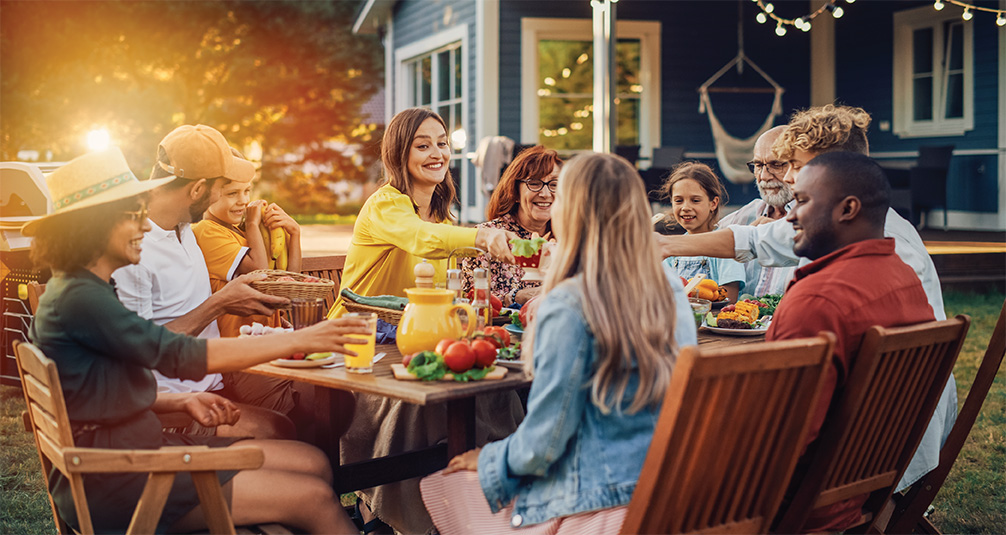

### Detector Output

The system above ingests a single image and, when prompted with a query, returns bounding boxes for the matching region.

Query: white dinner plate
[270,354,339,368]
[702,325,768,336]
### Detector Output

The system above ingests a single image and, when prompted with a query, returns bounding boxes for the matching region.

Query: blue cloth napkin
[375,318,397,344]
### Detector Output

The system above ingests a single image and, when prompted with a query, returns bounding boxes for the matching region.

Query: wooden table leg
[446,397,476,458]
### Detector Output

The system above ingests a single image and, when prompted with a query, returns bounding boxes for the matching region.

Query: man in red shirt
[767,151,936,532]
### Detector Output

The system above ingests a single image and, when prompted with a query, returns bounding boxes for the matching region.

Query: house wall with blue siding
[392,0,480,207]
[834,0,1001,214]
[497,0,812,206]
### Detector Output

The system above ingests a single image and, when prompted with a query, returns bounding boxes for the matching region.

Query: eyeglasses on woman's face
[520,179,558,193]
[746,160,788,177]
[123,201,148,223]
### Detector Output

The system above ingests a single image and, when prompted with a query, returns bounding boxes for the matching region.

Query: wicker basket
[248,269,335,301]
[343,301,403,325]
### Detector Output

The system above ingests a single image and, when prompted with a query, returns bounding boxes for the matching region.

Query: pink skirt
[420,470,628,535]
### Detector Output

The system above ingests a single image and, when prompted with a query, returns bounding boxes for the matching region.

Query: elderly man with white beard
[717,125,796,296]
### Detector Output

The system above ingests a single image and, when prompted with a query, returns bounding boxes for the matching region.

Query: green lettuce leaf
[452,366,493,382]
[407,351,447,381]
[509,237,546,258]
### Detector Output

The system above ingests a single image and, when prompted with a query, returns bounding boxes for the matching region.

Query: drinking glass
[290,298,325,330]
[343,312,378,373]
[689,297,712,329]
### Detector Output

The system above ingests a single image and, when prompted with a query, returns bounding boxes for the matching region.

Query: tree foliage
[1,0,384,212]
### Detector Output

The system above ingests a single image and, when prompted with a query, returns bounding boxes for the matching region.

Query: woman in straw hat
[25,147,365,534]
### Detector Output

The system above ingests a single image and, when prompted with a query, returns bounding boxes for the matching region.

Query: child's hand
[245,200,266,227]
[263,203,300,236]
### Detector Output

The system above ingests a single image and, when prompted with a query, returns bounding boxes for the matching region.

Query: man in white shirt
[717,125,796,296]
[656,104,954,492]
[114,124,295,439]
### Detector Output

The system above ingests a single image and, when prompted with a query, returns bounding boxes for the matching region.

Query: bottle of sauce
[472,268,491,330]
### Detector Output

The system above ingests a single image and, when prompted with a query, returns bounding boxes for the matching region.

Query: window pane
[945,73,964,118]
[913,77,933,121]
[615,40,641,96]
[913,28,933,75]
[946,22,963,71]
[438,50,451,102]
[539,97,592,150]
[421,56,432,106]
[453,103,463,133]
[455,47,463,99]
[439,105,451,130]
[539,40,593,95]
[616,98,639,146]
[406,62,418,106]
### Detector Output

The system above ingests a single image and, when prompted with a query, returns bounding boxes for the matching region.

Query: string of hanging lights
[753,0,1005,37]
[752,0,855,36]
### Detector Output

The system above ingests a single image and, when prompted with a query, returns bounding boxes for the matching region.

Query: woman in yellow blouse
[331,108,524,534]
[328,107,514,318]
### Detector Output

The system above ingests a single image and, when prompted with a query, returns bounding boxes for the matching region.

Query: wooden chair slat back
[14,340,89,534]
[27,281,46,315]
[620,334,835,535]
[775,316,970,533]
[886,301,1006,533]
[300,255,346,311]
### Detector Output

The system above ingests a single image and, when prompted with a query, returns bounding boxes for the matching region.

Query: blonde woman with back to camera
[419,153,698,534]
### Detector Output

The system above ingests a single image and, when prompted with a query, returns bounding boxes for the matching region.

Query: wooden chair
[620,333,836,534]
[300,254,346,312]
[883,302,1005,534]
[773,315,971,534]
[14,339,273,535]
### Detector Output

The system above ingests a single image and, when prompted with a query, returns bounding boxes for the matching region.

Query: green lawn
[2,291,1003,534]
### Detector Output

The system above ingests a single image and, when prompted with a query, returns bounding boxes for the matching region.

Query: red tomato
[443,341,476,373]
[402,353,414,367]
[467,290,503,316]
[484,326,510,348]
[520,295,542,327]
[680,276,688,287]
[290,352,305,360]
[471,339,497,368]
[435,338,456,356]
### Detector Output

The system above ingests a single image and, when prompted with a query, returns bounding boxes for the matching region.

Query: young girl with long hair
[660,161,746,303]
[419,153,697,533]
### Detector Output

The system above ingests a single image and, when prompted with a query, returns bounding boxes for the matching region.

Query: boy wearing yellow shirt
[192,155,302,337]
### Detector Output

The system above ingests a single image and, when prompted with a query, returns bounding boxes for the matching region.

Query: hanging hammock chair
[698,52,785,184]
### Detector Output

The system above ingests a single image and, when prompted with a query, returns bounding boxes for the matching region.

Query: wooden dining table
[246,329,764,493]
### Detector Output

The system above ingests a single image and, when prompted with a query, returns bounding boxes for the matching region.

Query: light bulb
[794,17,805,29]
[775,22,787,36]
[962,8,972,20]
[846,0,855,3]
[756,12,768,23]
[802,20,812,31]
[832,5,844,18]
[934,0,944,10]
[765,3,774,13]
[998,13,1006,26]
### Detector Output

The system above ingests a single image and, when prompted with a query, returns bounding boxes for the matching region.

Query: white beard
[757,179,793,208]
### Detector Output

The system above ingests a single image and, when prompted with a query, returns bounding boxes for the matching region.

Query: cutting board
[390,363,508,381]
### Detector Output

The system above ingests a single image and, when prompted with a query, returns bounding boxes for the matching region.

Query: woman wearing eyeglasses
[462,145,563,306]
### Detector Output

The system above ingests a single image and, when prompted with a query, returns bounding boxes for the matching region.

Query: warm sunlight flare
[85,129,111,152]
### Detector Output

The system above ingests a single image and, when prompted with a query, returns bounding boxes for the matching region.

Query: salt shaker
[414,260,435,289]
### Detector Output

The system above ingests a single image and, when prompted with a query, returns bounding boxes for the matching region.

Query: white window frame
[892,5,974,138]
[395,25,470,216]
[521,18,661,161]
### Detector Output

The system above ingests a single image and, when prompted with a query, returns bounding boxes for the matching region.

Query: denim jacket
[478,270,697,527]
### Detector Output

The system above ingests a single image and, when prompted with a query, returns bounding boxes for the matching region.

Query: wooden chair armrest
[61,445,264,473]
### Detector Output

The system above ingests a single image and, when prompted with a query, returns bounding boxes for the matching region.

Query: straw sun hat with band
[21,147,173,237]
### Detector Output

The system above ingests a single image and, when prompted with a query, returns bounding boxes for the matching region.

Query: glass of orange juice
[343,312,378,373]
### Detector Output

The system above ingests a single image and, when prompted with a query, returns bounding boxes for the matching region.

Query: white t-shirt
[113,220,223,394]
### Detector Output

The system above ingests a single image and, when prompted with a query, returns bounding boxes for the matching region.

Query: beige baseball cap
[154,125,254,183]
